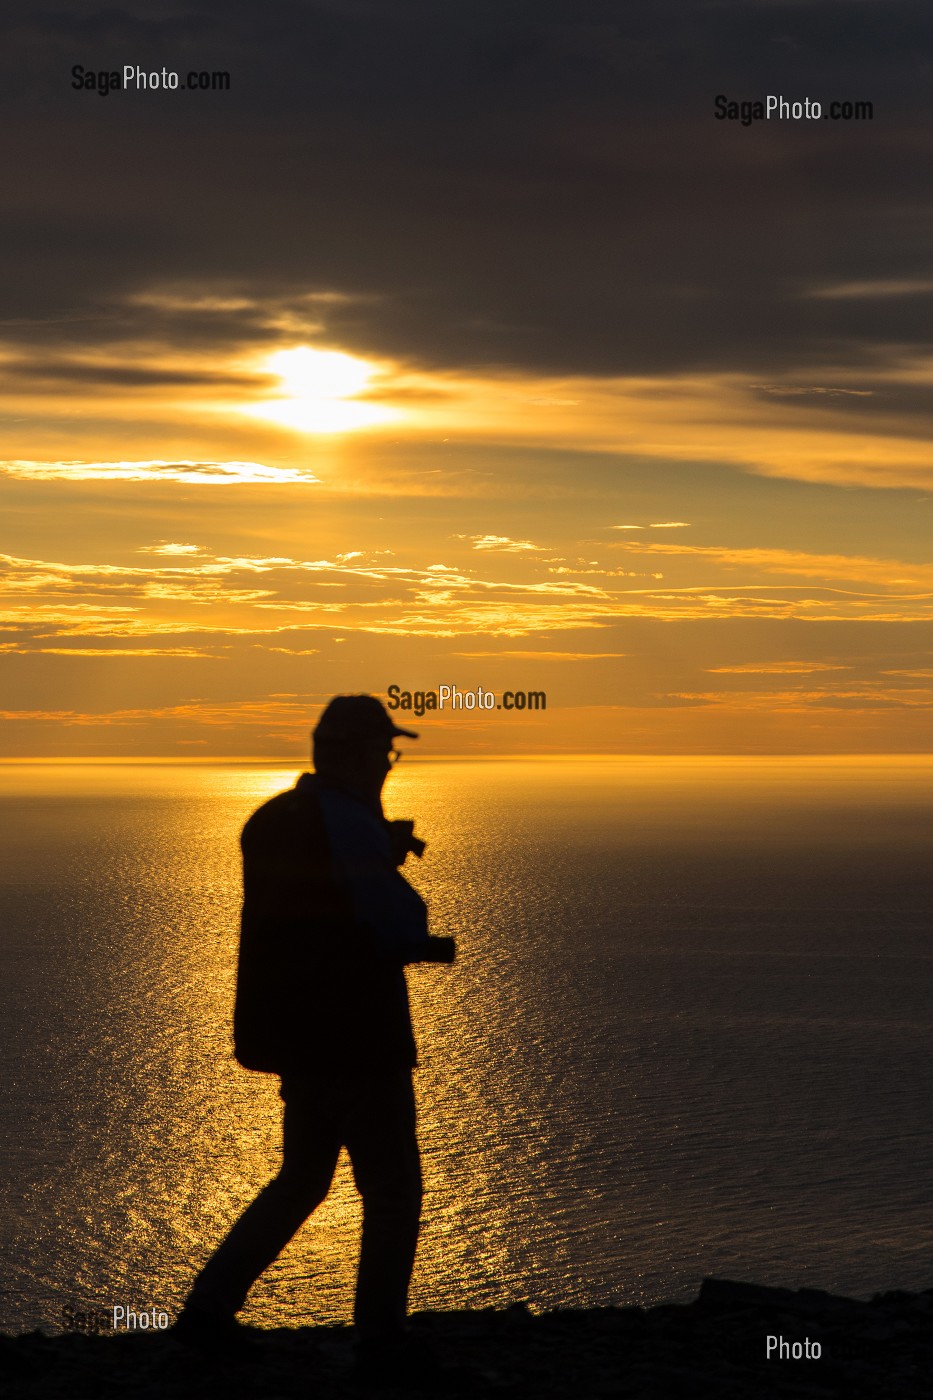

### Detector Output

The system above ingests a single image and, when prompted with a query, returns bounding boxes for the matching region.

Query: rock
[4,1280,932,1399]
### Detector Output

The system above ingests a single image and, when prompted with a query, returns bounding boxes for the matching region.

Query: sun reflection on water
[2,757,933,1332]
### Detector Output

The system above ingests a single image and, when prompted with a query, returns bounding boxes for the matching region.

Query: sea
[1,756,932,1334]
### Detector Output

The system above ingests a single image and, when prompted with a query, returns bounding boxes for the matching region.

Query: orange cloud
[0,460,315,484]
[613,541,933,590]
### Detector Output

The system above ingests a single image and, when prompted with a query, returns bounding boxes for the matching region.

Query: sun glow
[244,346,399,434]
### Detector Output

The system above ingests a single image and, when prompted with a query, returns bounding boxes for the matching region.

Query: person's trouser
[187,1068,422,1338]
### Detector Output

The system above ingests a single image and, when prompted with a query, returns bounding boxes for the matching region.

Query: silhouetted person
[175,695,455,1369]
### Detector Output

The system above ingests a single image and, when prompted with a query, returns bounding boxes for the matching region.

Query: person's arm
[319,789,455,964]
[351,858,455,964]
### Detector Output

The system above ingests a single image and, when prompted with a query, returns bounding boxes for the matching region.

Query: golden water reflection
[2,757,933,1332]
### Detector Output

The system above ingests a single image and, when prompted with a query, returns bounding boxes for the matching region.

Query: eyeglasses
[387,749,403,766]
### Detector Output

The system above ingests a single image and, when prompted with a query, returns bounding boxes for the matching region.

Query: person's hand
[388,819,426,865]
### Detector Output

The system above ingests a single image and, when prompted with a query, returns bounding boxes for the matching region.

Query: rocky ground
[3,1278,931,1399]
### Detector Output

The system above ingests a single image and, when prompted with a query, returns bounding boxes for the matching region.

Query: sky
[2,1,932,756]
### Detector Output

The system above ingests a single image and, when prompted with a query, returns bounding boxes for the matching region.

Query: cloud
[549,569,654,577]
[0,546,616,643]
[128,291,260,314]
[139,542,202,556]
[3,0,929,399]
[672,686,933,713]
[0,355,264,391]
[453,650,627,660]
[4,537,933,653]
[0,460,317,484]
[0,644,217,657]
[706,662,851,675]
[465,534,541,551]
[612,540,933,591]
[0,698,316,728]
[7,332,933,494]
[750,385,874,398]
[809,281,933,300]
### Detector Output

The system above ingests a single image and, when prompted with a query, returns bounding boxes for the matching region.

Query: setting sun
[243,346,399,434]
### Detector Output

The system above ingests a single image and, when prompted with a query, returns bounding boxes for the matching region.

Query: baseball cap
[313,694,418,743]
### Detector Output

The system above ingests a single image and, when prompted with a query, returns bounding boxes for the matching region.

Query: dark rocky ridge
[3,1279,931,1398]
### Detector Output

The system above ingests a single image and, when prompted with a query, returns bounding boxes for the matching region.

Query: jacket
[232,772,449,1074]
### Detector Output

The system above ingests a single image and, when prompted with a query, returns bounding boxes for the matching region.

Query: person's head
[312,694,418,804]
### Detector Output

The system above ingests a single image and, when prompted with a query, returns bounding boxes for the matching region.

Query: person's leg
[345,1070,423,1341]
[186,1076,342,1317]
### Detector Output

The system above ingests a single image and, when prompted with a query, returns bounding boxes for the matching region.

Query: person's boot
[169,1300,261,1359]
